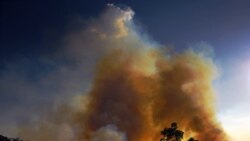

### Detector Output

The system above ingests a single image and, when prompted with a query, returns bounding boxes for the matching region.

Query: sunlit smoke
[17,4,228,141]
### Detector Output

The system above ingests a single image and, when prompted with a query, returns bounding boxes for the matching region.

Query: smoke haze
[1,4,228,141]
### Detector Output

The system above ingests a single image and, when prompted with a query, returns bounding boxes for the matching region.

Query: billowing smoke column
[18,4,228,141]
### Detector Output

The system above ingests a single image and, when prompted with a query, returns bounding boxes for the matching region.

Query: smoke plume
[17,4,228,141]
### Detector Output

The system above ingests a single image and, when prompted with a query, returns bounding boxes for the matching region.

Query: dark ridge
[0,135,23,141]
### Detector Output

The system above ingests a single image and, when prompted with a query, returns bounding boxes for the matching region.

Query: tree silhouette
[160,122,198,141]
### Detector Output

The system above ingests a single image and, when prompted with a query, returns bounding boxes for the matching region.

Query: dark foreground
[0,135,23,141]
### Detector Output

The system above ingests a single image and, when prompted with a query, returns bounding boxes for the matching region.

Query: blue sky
[1,0,250,61]
[1,0,250,140]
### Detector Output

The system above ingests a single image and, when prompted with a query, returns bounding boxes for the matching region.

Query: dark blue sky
[1,0,250,63]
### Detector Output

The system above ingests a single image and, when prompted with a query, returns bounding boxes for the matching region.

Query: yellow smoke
[17,4,228,141]
[79,49,227,141]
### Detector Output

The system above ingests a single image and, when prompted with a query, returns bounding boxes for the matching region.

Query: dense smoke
[17,4,228,141]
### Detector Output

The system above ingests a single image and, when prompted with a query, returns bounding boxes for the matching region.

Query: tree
[160,122,198,141]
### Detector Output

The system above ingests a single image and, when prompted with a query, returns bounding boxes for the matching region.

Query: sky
[1,0,250,140]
